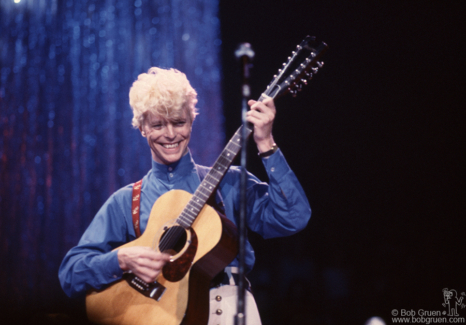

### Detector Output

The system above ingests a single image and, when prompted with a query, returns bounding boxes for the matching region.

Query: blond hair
[129,67,198,128]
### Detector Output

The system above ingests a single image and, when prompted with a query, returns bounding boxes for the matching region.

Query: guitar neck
[176,36,328,229]
[177,91,275,228]
[177,124,253,228]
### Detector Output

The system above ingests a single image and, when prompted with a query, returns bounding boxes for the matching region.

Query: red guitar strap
[131,179,143,238]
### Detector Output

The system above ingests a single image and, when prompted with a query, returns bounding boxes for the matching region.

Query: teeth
[163,143,179,149]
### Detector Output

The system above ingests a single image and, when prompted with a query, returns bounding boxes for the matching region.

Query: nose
[165,124,175,139]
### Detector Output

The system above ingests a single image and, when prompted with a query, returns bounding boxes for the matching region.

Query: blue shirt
[59,149,311,297]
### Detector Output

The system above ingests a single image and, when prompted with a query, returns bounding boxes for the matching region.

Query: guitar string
[156,137,242,253]
[155,39,324,255]
[155,107,257,254]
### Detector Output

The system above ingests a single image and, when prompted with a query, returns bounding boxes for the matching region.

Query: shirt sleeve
[58,188,134,298]
[245,149,311,239]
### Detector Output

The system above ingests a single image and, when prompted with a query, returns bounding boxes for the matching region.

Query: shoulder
[104,183,136,209]
[112,183,134,198]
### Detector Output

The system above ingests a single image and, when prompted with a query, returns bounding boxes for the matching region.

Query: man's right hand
[117,246,170,283]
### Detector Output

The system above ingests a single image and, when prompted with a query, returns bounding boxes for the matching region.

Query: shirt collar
[150,149,196,181]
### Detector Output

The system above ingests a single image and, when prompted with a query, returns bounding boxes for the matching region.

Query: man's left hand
[247,98,276,153]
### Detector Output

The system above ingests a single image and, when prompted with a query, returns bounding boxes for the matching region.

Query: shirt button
[215,295,222,301]
[270,167,275,172]
[216,309,223,315]
[168,167,173,171]
[169,173,174,178]
[113,275,117,278]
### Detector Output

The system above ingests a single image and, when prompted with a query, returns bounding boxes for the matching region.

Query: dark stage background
[1,1,465,325]
[220,1,465,324]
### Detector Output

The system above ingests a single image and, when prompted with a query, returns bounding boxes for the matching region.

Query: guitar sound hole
[159,226,187,255]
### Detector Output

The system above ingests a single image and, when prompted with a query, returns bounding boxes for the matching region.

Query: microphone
[235,43,255,98]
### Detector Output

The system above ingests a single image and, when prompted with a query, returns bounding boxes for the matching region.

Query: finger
[135,255,169,270]
[146,257,169,270]
[134,266,161,283]
[262,97,274,106]
[246,109,274,124]
[246,113,266,126]
[249,101,266,112]
[136,248,170,260]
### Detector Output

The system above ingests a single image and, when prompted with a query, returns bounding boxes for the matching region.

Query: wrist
[256,136,275,153]
[117,249,128,271]
[258,143,278,158]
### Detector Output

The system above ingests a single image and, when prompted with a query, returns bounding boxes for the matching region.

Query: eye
[151,124,162,129]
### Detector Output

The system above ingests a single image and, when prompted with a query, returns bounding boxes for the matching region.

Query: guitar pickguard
[163,228,198,282]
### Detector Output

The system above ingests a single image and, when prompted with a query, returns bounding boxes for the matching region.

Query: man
[59,67,311,324]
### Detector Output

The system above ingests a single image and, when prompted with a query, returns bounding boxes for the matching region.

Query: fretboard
[176,93,271,229]
[176,125,248,228]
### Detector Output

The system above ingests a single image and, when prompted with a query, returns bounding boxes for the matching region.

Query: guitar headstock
[262,36,328,100]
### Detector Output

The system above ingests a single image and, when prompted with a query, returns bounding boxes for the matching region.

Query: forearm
[59,249,122,297]
[247,149,311,238]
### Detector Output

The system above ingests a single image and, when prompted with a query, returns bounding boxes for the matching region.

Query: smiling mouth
[162,142,180,149]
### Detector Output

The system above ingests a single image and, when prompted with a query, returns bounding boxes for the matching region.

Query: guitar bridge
[123,273,166,301]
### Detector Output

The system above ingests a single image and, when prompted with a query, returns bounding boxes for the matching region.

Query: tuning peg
[301,79,308,85]
[288,56,291,60]
[316,61,324,68]
[311,67,318,74]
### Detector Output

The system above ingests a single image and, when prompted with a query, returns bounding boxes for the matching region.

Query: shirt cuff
[103,250,124,280]
[261,149,291,181]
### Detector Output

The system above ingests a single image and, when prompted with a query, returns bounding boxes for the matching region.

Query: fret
[183,208,198,220]
[187,205,200,215]
[180,211,195,222]
[186,200,201,210]
[227,139,241,149]
[204,173,220,184]
[209,167,225,179]
[203,174,219,186]
[188,199,203,210]
[217,155,233,164]
[194,190,210,200]
[190,195,205,206]
[200,181,216,193]
[177,218,190,229]
[223,147,237,157]
[178,214,191,224]
[177,217,192,229]
[213,164,227,173]
[215,157,229,166]
[174,125,252,228]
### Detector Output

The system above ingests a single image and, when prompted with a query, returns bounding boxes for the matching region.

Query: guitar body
[86,189,238,325]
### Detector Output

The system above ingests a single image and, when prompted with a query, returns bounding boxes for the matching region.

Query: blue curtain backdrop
[0,0,223,315]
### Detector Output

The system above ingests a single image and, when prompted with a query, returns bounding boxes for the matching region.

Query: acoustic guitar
[86,35,328,325]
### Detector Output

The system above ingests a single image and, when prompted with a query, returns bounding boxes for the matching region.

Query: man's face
[140,110,192,165]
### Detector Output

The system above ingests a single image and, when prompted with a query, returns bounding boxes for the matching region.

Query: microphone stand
[234,43,254,325]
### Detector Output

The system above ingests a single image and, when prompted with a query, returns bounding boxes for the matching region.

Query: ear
[139,126,146,137]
